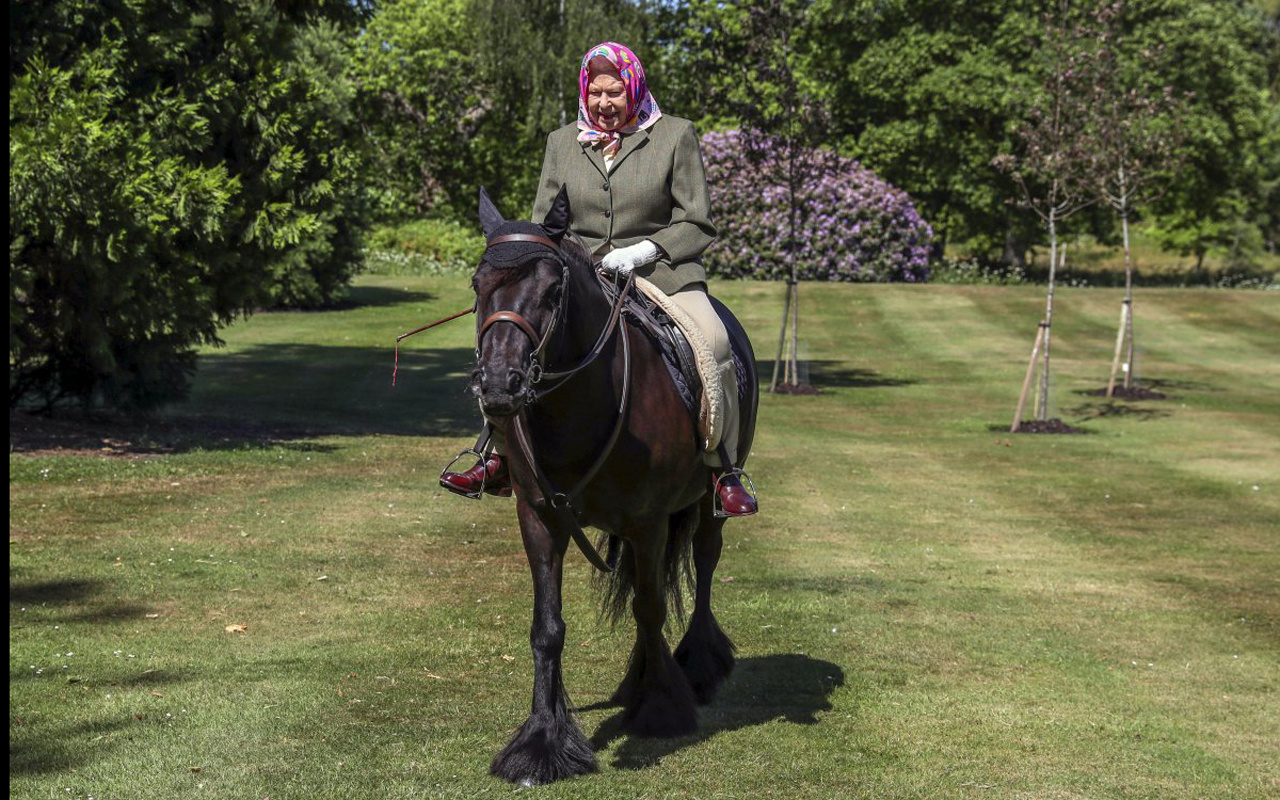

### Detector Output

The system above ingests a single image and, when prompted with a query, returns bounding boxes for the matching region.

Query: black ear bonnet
[477,185,571,268]
[483,221,564,268]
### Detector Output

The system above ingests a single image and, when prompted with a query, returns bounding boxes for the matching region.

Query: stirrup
[439,447,489,500]
[712,467,759,519]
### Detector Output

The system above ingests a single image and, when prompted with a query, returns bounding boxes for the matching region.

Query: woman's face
[587,72,627,131]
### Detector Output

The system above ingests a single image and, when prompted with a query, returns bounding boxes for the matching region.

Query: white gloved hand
[600,240,661,276]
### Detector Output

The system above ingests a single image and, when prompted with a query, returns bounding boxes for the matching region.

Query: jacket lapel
[610,128,651,174]
[578,141,608,179]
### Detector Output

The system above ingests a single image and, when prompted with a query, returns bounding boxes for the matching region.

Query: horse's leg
[674,496,736,704]
[616,520,699,737]
[490,500,596,785]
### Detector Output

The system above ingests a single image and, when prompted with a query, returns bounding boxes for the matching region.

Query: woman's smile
[587,72,627,131]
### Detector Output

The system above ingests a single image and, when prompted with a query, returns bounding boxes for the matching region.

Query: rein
[394,231,634,572]
[475,242,634,573]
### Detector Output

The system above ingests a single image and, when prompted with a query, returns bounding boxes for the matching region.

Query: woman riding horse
[441,41,757,517]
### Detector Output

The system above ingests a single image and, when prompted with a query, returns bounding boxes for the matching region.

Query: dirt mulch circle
[772,383,821,395]
[1082,385,1168,401]
[1013,418,1088,434]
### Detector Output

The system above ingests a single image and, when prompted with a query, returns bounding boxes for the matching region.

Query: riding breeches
[484,285,740,468]
[667,286,740,467]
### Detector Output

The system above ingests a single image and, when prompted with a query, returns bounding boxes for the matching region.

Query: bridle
[477,233,632,401]
[476,232,635,572]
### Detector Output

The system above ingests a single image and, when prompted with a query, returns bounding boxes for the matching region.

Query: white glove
[600,240,661,276]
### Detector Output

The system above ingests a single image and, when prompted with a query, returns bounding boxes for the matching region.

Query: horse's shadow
[585,654,844,770]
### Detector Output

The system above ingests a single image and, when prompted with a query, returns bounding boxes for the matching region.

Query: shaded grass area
[10,276,1280,799]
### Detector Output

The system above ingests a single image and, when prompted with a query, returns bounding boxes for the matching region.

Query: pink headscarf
[576,42,663,157]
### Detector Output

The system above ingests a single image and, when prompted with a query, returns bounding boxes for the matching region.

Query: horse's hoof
[622,669,699,738]
[490,712,597,785]
[675,617,736,705]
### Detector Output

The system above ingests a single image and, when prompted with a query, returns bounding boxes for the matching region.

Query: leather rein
[478,233,634,572]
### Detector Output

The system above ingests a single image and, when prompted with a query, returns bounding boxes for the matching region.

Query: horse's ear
[540,185,570,241]
[478,187,505,239]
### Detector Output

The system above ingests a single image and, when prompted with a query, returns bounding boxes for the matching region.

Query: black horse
[468,187,758,785]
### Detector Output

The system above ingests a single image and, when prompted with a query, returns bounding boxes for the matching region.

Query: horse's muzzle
[473,366,529,417]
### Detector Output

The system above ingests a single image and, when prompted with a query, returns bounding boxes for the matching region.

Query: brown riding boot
[440,454,511,498]
[715,474,758,517]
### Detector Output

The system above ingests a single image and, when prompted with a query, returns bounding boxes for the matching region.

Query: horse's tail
[593,504,699,627]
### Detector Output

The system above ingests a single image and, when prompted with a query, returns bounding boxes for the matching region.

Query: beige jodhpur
[486,284,740,469]
[667,285,740,467]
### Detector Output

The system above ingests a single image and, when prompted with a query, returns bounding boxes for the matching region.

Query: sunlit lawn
[10,274,1279,799]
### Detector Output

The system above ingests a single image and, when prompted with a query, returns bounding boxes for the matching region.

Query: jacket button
[602,182,610,191]
[603,210,611,218]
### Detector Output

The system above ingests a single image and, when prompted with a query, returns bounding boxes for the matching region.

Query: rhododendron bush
[700,131,933,282]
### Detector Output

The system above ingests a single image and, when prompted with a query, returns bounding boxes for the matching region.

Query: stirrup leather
[439,447,490,500]
[713,467,759,518]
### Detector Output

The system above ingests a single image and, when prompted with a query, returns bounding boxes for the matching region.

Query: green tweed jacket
[530,115,717,294]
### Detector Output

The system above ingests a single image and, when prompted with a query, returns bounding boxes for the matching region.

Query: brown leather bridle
[475,232,636,572]
[477,233,631,399]
[475,234,567,392]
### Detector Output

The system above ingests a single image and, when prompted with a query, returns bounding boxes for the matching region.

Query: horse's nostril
[506,369,524,394]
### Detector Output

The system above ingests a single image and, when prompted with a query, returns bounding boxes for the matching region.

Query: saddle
[606,278,732,452]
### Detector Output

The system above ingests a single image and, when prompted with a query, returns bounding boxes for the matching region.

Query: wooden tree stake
[770,280,794,393]
[1012,322,1048,432]
[1105,299,1130,398]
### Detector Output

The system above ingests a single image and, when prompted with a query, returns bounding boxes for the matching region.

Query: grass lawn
[10,274,1279,800]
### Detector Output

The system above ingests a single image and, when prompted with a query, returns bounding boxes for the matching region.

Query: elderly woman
[442,42,755,517]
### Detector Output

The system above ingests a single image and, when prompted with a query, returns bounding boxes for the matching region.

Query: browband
[486,233,560,249]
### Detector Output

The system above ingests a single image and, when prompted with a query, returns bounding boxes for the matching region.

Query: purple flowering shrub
[701,130,933,282]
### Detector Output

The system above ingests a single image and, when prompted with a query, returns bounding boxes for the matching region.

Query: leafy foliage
[701,131,933,282]
[350,0,647,223]
[10,1,367,411]
[365,218,485,272]
[1132,0,1277,265]
[790,0,1275,267]
[797,0,1042,261]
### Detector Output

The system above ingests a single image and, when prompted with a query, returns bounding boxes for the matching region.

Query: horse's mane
[561,231,593,272]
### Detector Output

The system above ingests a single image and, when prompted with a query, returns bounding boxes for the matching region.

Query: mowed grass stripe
[11,276,1279,799]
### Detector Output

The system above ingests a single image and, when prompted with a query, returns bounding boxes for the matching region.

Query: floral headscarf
[576,42,662,157]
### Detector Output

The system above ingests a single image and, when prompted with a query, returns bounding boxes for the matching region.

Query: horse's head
[470,186,573,417]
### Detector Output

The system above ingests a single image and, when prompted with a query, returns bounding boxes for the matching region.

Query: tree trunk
[1105,199,1135,397]
[1037,209,1059,421]
[772,137,804,389]
[1120,203,1136,389]
[1003,227,1027,271]
[788,274,800,384]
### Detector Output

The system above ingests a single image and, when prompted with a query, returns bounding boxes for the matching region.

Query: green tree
[1087,1,1188,396]
[995,0,1104,427]
[351,0,647,223]
[803,0,1042,264]
[761,0,1274,269]
[673,0,835,391]
[1136,0,1275,267]
[10,0,368,411]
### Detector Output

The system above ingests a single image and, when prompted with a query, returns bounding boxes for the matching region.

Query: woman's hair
[586,55,620,80]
